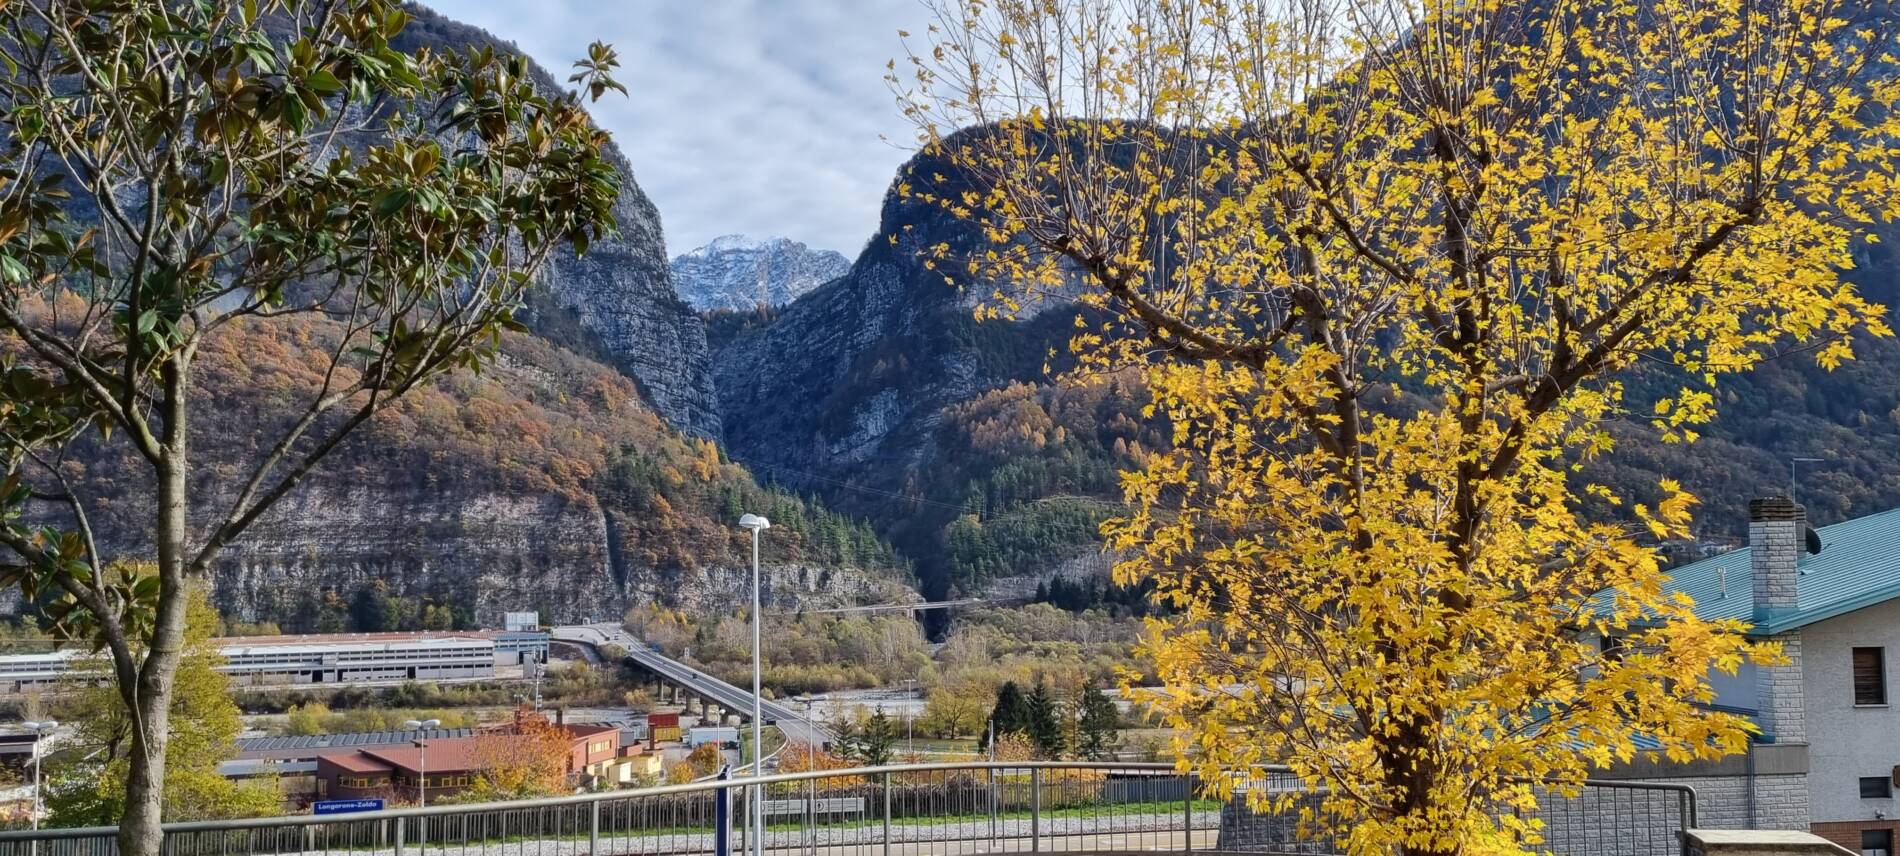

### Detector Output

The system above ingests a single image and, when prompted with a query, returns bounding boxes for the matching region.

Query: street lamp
[403,719,441,808]
[902,679,916,758]
[22,720,55,836]
[737,512,770,856]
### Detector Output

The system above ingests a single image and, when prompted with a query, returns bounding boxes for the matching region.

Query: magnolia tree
[0,1,624,852]
[893,0,1899,853]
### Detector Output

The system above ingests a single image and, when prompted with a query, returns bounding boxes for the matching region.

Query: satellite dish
[1805,527,1823,555]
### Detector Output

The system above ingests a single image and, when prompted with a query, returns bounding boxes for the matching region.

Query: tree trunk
[119,375,191,856]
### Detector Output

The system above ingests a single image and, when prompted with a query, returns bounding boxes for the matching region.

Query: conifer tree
[1025,682,1065,758]
[1074,684,1121,761]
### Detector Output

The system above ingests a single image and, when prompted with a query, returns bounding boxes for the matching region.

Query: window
[1599,635,1626,663]
[1863,829,1892,856]
[1862,777,1893,799]
[1855,648,1888,706]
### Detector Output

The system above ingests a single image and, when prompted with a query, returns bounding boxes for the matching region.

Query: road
[550,623,834,756]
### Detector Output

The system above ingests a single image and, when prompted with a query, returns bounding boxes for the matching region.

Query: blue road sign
[313,799,384,815]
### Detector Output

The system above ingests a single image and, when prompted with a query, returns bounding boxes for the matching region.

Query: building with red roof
[311,715,638,803]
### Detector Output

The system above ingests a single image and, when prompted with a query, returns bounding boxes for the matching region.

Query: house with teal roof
[1633,496,1900,856]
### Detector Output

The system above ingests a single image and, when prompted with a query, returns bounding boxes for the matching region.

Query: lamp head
[738,513,771,531]
[403,719,441,731]
[23,720,54,734]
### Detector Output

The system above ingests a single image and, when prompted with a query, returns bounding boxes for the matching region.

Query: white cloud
[420,0,927,258]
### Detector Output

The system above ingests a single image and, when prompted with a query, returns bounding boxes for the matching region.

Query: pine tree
[984,681,1032,750]
[1025,681,1065,758]
[1075,684,1122,760]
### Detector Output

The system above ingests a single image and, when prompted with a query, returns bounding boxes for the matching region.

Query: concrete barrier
[1684,829,1856,856]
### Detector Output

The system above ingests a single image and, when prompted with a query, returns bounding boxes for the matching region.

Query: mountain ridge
[671,234,851,312]
[711,133,1900,604]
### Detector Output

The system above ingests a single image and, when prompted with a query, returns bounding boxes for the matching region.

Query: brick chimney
[1748,496,1804,625]
[1748,495,1808,745]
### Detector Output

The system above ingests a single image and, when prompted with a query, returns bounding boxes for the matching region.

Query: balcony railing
[0,761,1695,856]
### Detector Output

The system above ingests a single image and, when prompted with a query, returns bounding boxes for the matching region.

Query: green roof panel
[1663,505,1900,635]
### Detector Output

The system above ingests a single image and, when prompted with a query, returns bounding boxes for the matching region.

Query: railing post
[1183,771,1194,853]
[393,817,406,856]
[987,767,998,843]
[1030,767,1042,854]
[589,799,600,856]
[881,771,893,856]
[806,772,817,856]
[715,766,733,856]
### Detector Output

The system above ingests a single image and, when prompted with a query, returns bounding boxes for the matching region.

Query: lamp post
[23,720,55,839]
[902,679,916,758]
[737,513,771,856]
[402,719,442,807]
[404,717,440,856]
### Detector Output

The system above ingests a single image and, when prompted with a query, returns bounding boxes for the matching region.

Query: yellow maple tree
[892,0,1900,853]
[460,715,572,802]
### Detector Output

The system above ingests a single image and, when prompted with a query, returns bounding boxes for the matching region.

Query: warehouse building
[0,629,549,694]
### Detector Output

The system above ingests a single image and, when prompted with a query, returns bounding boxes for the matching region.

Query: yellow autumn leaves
[890,0,1896,853]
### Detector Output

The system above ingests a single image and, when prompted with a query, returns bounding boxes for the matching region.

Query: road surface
[551,623,834,755]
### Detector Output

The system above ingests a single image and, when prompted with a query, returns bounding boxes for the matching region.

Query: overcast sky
[422,0,925,260]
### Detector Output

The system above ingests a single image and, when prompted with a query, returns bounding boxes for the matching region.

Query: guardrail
[0,762,1694,856]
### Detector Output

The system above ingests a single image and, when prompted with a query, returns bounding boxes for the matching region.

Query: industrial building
[0,629,549,694]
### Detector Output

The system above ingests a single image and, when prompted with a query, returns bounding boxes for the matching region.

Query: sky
[423,0,927,260]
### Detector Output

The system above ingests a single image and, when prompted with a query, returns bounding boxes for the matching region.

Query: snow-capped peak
[671,235,852,312]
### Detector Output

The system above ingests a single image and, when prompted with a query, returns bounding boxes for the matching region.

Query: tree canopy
[895,0,1900,852]
[45,584,278,826]
[0,1,624,851]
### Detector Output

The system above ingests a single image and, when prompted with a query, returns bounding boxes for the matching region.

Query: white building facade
[1597,497,1900,856]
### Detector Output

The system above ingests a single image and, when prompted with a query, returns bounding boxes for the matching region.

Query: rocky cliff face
[711,160,1022,480]
[215,489,906,626]
[395,8,721,438]
[672,235,851,311]
[710,145,1107,599]
[55,317,912,628]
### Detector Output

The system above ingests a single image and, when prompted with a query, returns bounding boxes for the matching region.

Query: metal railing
[0,762,1695,856]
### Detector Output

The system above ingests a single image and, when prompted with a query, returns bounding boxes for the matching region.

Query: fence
[0,762,1694,856]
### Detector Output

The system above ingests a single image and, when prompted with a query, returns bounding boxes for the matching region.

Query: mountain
[9,7,916,627]
[711,143,1140,601]
[712,137,1900,603]
[671,235,852,312]
[394,8,721,439]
